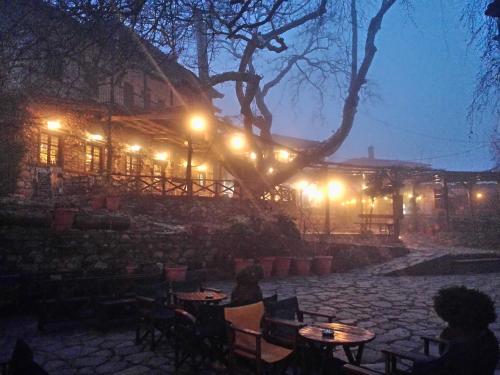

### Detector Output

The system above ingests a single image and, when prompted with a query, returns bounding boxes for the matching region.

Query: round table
[174,291,227,304]
[299,322,375,369]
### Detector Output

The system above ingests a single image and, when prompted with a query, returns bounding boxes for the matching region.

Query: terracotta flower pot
[126,264,138,274]
[234,258,253,275]
[274,257,292,277]
[90,195,106,210]
[312,256,333,275]
[106,195,120,211]
[164,265,188,282]
[292,257,312,276]
[256,257,275,278]
[53,208,77,232]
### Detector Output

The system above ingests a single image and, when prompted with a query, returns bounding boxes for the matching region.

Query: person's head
[236,264,264,285]
[433,286,496,331]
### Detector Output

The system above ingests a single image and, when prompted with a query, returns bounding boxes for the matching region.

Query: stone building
[1,1,230,199]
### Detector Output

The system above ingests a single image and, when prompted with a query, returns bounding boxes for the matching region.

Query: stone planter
[106,195,120,211]
[52,208,77,232]
[292,257,312,276]
[256,257,275,278]
[312,255,333,275]
[164,265,188,282]
[234,258,253,275]
[273,256,292,277]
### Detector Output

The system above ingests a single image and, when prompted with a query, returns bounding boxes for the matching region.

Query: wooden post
[442,176,450,230]
[186,135,193,197]
[391,170,403,239]
[323,167,330,235]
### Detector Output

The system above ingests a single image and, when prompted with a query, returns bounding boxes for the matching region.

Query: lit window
[85,144,103,173]
[152,163,163,177]
[126,154,140,175]
[39,132,61,165]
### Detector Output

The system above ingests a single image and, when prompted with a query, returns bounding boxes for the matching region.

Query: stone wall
[0,196,300,276]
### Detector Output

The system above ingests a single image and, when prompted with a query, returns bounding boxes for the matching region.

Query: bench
[356,214,395,236]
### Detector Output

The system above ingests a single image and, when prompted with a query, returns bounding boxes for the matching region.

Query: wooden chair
[135,282,174,350]
[224,301,294,375]
[265,296,335,349]
[173,308,212,372]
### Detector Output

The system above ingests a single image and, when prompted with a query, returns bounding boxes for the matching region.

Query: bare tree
[1,0,402,196]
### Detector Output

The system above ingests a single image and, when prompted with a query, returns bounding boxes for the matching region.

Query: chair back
[224,301,264,332]
[266,296,299,320]
[171,280,200,293]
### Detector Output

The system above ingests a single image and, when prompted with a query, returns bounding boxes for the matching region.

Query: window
[39,132,61,166]
[85,144,103,173]
[152,163,163,177]
[126,154,140,175]
[123,82,134,108]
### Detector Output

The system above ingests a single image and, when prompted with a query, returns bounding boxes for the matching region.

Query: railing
[63,172,294,202]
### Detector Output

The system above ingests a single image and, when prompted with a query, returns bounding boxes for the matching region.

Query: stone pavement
[1,248,500,374]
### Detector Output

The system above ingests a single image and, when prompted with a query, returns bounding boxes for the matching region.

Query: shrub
[433,286,496,330]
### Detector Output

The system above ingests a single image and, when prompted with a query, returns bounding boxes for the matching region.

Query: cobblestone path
[1,250,499,374]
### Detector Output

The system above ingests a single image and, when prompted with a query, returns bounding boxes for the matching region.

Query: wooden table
[174,291,227,304]
[298,322,375,371]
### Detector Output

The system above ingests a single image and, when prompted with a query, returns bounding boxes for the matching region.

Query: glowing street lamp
[189,115,207,132]
[229,134,246,151]
[328,180,344,200]
[476,192,483,200]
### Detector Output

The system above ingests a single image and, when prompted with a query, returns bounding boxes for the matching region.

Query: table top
[299,322,375,346]
[175,291,227,302]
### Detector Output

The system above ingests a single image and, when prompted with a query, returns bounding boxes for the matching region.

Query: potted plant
[292,257,312,276]
[52,203,78,232]
[105,186,121,211]
[228,221,258,275]
[164,263,188,282]
[312,254,333,275]
[125,262,138,274]
[273,214,302,277]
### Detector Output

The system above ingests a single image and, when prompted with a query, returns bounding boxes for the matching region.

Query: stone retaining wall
[0,195,300,276]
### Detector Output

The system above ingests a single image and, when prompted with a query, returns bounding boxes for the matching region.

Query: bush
[433,286,496,330]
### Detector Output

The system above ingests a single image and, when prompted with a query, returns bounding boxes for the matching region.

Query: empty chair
[224,301,294,375]
[135,282,175,350]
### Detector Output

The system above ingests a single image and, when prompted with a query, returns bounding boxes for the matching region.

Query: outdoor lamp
[189,115,207,132]
[128,145,141,152]
[154,152,168,161]
[47,119,61,130]
[229,134,246,150]
[328,180,344,200]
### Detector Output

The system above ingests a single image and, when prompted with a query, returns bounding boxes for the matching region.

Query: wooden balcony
[63,172,295,202]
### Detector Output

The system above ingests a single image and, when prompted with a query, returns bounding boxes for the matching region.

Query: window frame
[38,131,62,167]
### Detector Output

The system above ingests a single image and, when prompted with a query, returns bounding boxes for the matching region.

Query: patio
[1,247,499,374]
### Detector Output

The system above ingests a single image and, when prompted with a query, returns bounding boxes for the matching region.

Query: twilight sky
[214,0,497,171]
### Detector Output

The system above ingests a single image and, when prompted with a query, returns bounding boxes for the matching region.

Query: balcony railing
[63,172,294,202]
